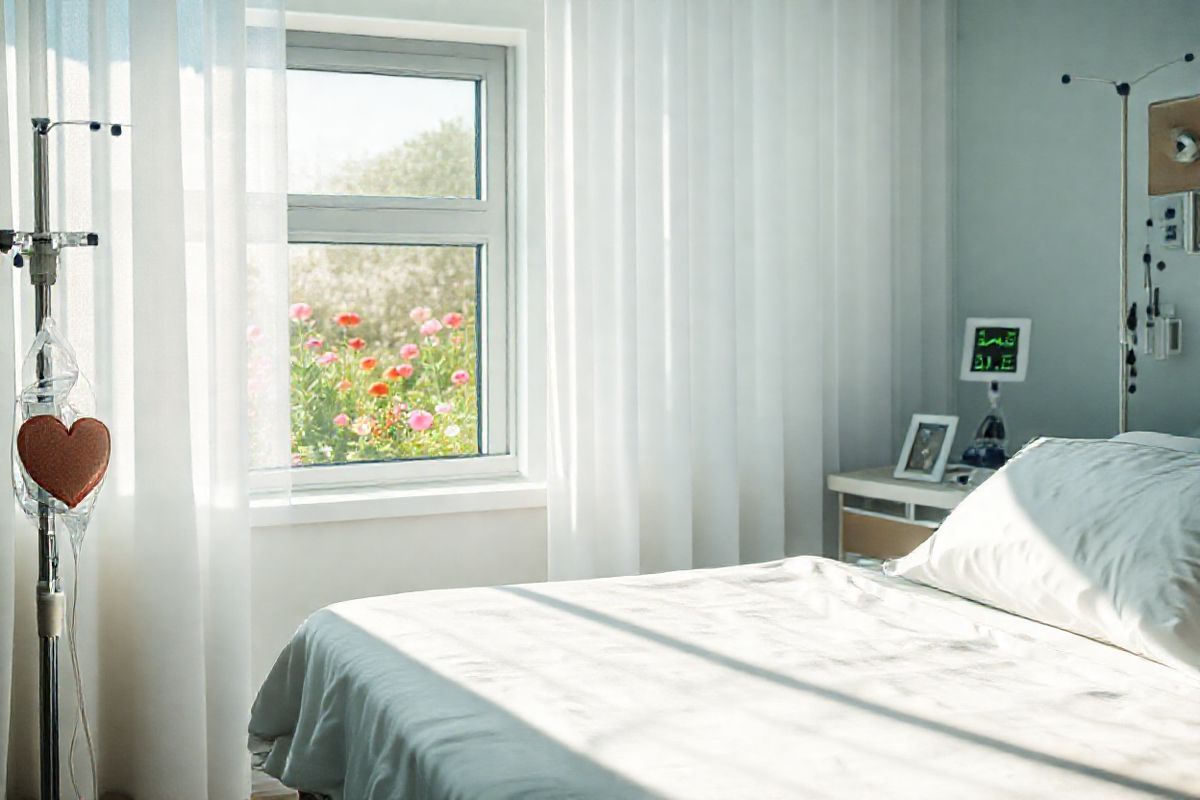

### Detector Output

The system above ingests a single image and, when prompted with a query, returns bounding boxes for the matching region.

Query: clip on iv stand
[1061,51,1195,433]
[1,116,121,800]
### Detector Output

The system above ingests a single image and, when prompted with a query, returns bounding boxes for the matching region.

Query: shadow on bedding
[499,586,1190,800]
[251,609,665,799]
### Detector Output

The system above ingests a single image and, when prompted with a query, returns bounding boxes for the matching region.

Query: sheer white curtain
[0,0,284,795]
[545,0,953,579]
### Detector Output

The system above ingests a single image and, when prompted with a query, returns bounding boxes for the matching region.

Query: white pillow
[1112,430,1200,454]
[886,437,1200,674]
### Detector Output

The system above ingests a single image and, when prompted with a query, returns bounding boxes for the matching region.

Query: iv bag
[11,317,105,549]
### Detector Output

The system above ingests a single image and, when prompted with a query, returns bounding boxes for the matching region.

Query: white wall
[955,0,1200,450]
[251,509,547,685]
[254,0,548,688]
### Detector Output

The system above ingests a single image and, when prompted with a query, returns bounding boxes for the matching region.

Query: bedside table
[826,467,971,562]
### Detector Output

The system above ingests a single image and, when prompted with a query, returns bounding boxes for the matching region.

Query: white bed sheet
[250,557,1200,799]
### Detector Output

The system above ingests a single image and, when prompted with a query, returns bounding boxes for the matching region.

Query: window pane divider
[287,194,491,212]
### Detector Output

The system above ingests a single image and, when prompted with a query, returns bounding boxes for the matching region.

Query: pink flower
[435,402,452,414]
[348,337,366,351]
[304,336,324,350]
[368,381,389,397]
[399,343,420,361]
[291,454,303,467]
[450,335,463,346]
[334,311,362,327]
[333,413,350,427]
[407,409,434,431]
[419,319,443,337]
[360,356,378,371]
[409,307,432,324]
[246,324,263,343]
[386,363,414,380]
[352,415,373,436]
[451,370,471,387]
[442,312,464,329]
[316,351,339,366]
[289,303,313,322]
[336,379,352,392]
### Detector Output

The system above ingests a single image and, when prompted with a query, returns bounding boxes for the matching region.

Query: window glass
[286,69,478,198]
[287,243,480,465]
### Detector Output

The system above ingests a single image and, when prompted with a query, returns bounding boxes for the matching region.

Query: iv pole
[1061,52,1195,433]
[32,118,64,800]
[10,7,125,796]
[2,117,121,800]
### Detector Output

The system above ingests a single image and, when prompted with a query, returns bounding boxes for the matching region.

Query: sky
[286,69,475,194]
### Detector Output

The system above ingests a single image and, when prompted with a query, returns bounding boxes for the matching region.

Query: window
[283,32,512,484]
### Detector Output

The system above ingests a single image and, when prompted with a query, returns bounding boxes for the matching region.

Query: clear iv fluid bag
[11,318,103,549]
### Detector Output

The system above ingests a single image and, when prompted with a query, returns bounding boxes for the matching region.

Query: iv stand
[1,117,119,800]
[1061,52,1195,433]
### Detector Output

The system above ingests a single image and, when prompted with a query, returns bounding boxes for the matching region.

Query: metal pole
[1119,93,1129,434]
[1,115,111,800]
[1061,53,1198,434]
[31,120,62,800]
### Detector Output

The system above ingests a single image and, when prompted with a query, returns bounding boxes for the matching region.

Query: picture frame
[894,414,959,483]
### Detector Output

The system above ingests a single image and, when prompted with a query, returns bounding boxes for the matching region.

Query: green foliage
[326,118,476,198]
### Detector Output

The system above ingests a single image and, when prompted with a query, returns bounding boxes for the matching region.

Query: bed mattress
[250,557,1200,799]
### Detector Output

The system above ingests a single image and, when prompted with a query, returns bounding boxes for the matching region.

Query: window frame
[280,31,515,490]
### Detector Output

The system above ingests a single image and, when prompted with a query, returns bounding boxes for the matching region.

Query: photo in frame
[894,414,959,483]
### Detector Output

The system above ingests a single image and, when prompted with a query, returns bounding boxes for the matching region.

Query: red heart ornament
[17,415,111,509]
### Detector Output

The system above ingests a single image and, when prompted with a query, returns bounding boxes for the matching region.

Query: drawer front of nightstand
[841,511,933,560]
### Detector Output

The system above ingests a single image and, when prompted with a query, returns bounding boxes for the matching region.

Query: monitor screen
[959,317,1030,383]
[969,326,1020,374]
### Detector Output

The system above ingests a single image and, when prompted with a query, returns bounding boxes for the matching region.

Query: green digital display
[970,326,1020,373]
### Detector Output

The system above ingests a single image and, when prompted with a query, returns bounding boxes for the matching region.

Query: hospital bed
[249,438,1200,799]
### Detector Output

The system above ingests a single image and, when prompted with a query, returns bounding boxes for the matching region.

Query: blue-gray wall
[955,0,1200,450]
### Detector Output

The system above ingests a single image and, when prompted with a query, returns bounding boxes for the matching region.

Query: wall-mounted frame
[1149,94,1200,196]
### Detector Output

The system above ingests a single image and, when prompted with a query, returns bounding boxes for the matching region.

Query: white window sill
[249,477,547,528]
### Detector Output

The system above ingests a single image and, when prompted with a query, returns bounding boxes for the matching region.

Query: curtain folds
[545,0,953,580]
[0,0,283,795]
